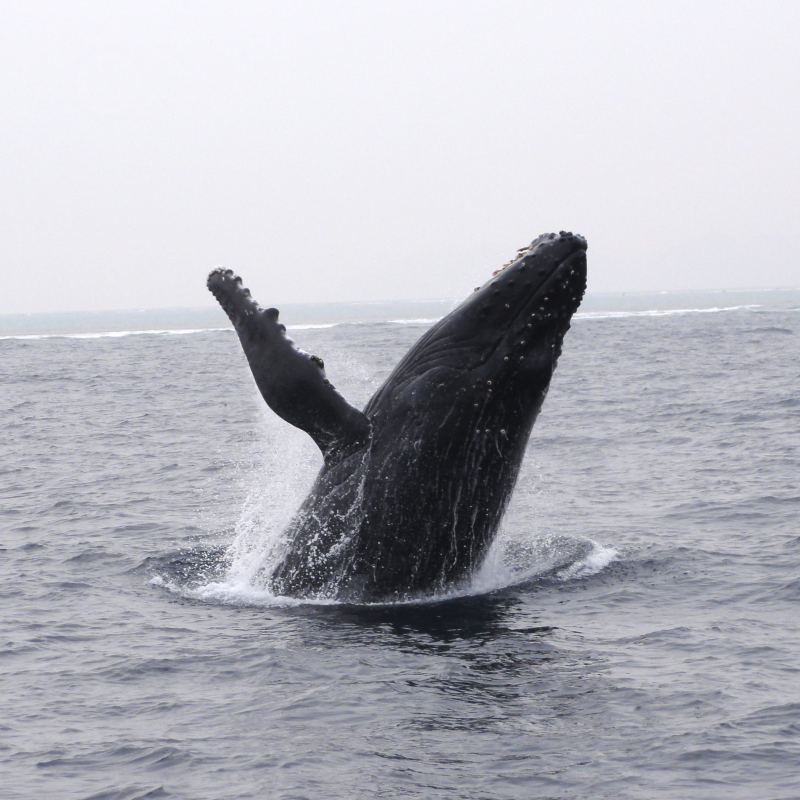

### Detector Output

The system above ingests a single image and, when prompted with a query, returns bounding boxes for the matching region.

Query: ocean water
[2,300,799,799]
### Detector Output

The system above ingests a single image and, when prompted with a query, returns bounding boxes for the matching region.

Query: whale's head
[365,231,587,430]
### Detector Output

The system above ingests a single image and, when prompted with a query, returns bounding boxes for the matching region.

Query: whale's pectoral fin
[207,268,371,462]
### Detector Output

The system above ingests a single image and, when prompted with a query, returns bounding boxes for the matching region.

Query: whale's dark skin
[207,231,587,601]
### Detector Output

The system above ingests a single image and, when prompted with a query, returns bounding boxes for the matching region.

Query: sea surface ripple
[1,304,799,799]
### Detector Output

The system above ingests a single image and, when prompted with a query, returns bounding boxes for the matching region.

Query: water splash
[152,374,617,607]
[173,405,321,605]
[159,487,616,607]
[471,529,617,594]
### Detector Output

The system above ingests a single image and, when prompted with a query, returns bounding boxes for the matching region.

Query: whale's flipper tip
[206,267,371,463]
[207,267,260,323]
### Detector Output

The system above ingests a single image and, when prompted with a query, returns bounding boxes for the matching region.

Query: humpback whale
[208,231,587,601]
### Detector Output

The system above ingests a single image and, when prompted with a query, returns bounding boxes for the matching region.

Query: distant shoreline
[1,288,798,337]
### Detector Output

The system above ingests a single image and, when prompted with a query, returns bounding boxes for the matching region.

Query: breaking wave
[575,304,761,321]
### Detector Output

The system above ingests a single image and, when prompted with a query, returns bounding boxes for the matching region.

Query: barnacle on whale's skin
[207,231,588,601]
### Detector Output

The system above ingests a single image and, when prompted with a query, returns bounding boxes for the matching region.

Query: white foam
[471,532,618,594]
[168,405,323,606]
[1,324,343,339]
[184,581,331,607]
[0,327,231,341]
[3,305,767,341]
[165,415,620,608]
[286,323,340,330]
[575,304,760,321]
[169,525,618,609]
[554,543,618,580]
[1,319,441,340]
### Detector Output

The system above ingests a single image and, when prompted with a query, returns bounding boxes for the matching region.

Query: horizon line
[2,286,800,318]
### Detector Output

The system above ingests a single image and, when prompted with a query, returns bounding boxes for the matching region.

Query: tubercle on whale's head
[469,231,587,330]
[387,231,587,378]
[469,231,588,373]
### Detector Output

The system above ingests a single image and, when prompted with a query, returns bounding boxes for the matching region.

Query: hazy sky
[2,1,798,313]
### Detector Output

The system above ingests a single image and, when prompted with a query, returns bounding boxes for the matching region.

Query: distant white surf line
[287,323,339,330]
[575,304,761,320]
[295,318,440,327]
[0,327,232,341]
[1,304,767,340]
[1,320,439,339]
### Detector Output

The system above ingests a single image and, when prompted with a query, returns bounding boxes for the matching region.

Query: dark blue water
[2,305,799,799]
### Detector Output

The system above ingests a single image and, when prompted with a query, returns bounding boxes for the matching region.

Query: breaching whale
[208,231,587,601]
